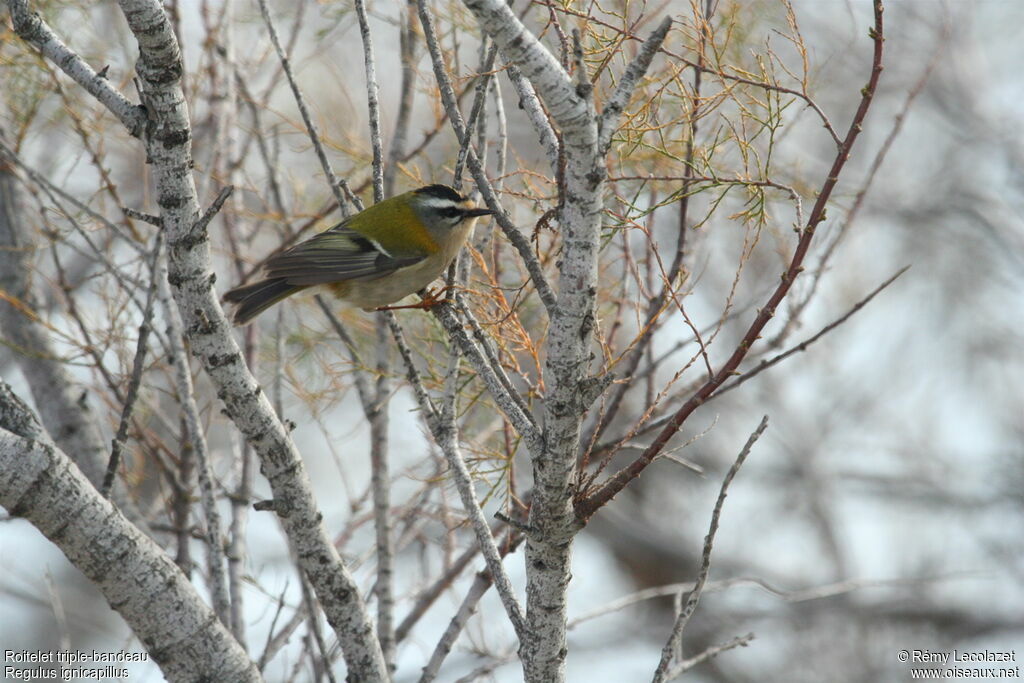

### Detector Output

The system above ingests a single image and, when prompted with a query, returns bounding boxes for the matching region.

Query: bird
[224,184,494,325]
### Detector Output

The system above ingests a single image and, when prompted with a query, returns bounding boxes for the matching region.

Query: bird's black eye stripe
[439,207,462,219]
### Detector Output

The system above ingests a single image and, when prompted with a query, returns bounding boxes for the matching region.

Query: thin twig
[416,503,525,679]
[715,265,910,398]
[416,0,558,315]
[418,570,496,683]
[503,61,559,172]
[157,239,232,627]
[579,4,716,461]
[254,0,347,213]
[186,185,234,242]
[383,0,419,197]
[102,235,162,497]
[353,0,384,202]
[385,313,438,422]
[664,633,755,679]
[578,0,886,520]
[455,42,499,187]
[0,137,149,253]
[652,416,767,683]
[453,292,536,432]
[431,302,541,453]
[217,4,254,641]
[315,297,373,405]
[776,43,940,345]
[298,574,338,683]
[395,523,510,642]
[349,0,396,664]
[425,343,529,643]
[570,573,927,631]
[369,315,395,670]
[598,17,674,154]
[258,587,302,671]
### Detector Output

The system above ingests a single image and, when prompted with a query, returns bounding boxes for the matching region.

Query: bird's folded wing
[263,224,424,286]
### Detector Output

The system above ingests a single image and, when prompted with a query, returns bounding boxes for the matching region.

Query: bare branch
[101,236,162,497]
[418,569,499,683]
[464,0,584,134]
[110,0,387,676]
[0,137,149,252]
[386,313,528,643]
[383,0,419,197]
[394,524,514,643]
[157,243,232,628]
[571,574,952,630]
[777,42,941,344]
[189,184,234,241]
[418,0,558,314]
[577,0,887,520]
[715,265,911,398]
[6,1,146,137]
[503,60,560,172]
[430,347,528,641]
[353,0,384,202]
[0,143,150,530]
[599,16,674,154]
[652,416,767,682]
[0,397,259,681]
[431,301,542,453]
[664,633,755,679]
[455,42,499,188]
[254,0,349,215]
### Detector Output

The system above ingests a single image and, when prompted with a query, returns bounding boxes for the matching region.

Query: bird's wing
[263,223,425,286]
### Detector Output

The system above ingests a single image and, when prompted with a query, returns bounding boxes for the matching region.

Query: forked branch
[577,0,886,521]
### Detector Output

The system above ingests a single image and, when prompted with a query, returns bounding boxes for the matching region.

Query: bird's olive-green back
[345,190,440,256]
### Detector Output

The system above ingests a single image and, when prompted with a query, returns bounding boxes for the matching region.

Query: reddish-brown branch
[576,0,885,522]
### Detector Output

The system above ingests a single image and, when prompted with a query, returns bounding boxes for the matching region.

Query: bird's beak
[464,207,496,218]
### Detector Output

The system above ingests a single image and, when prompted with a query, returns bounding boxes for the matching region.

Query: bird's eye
[438,207,462,219]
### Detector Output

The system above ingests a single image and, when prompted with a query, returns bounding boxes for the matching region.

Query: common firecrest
[224,184,494,324]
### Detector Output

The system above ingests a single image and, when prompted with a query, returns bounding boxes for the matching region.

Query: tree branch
[110,0,387,677]
[577,0,887,521]
[6,0,147,137]
[652,416,767,682]
[598,16,673,154]
[0,384,259,681]
[418,0,558,315]
[101,235,162,498]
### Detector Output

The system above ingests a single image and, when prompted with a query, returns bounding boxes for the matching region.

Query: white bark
[3,0,387,677]
[460,2,671,679]
[387,316,528,645]
[156,249,231,628]
[5,0,146,137]
[109,0,387,678]
[462,2,598,680]
[0,385,259,682]
[502,61,559,172]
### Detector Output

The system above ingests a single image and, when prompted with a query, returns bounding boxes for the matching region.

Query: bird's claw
[374,286,450,312]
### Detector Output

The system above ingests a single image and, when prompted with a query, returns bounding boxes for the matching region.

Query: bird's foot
[374,286,450,312]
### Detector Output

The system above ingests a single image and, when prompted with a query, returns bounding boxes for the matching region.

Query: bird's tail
[223,278,304,325]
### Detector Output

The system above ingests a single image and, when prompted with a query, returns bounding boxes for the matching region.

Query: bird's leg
[374,286,450,311]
